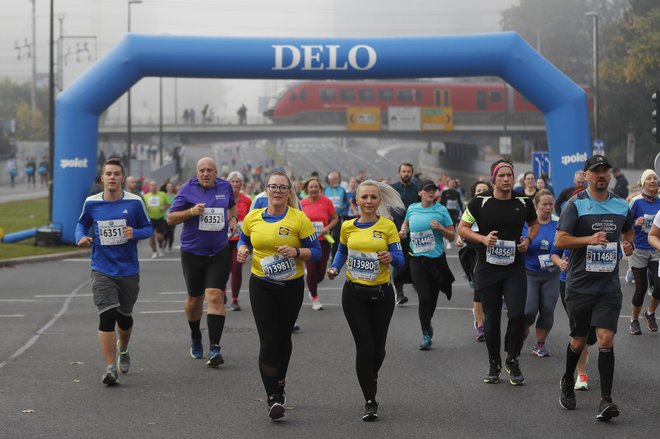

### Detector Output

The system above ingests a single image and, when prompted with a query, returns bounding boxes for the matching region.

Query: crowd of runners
[75,152,660,423]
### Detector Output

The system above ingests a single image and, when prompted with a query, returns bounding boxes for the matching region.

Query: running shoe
[596,398,619,421]
[116,340,131,374]
[101,365,119,386]
[475,326,485,342]
[151,252,158,259]
[532,341,549,357]
[574,374,589,391]
[229,301,241,311]
[395,293,408,305]
[292,321,301,332]
[625,269,634,283]
[311,298,324,311]
[629,319,642,335]
[419,334,432,351]
[362,400,379,421]
[267,394,285,420]
[505,358,525,386]
[559,377,576,410]
[483,362,501,384]
[643,311,658,332]
[190,337,203,359]
[207,345,224,368]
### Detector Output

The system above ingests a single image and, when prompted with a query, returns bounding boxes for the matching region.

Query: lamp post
[586,11,599,141]
[127,0,143,174]
[30,0,37,113]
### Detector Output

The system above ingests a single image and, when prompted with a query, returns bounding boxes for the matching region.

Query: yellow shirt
[242,207,316,280]
[340,216,400,286]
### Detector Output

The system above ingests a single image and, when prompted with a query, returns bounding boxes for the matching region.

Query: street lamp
[586,11,599,141]
[127,0,143,174]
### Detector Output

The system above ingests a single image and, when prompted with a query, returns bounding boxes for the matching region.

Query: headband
[491,162,514,183]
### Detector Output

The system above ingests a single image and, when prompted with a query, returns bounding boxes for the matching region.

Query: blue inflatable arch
[54,32,590,243]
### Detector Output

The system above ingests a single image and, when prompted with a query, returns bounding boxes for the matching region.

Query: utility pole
[30,0,37,112]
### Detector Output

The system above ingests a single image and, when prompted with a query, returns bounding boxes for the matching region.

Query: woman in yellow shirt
[237,171,321,421]
[327,180,405,421]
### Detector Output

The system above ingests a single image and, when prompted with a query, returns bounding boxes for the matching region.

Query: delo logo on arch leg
[60,158,89,169]
[561,152,588,166]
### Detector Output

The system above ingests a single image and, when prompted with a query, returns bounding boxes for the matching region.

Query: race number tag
[446,199,458,211]
[642,214,654,234]
[312,221,324,235]
[586,242,617,272]
[97,219,127,246]
[486,240,516,266]
[538,254,554,270]
[199,208,225,231]
[260,254,296,280]
[347,250,380,281]
[147,196,160,207]
[410,230,436,253]
[328,195,341,209]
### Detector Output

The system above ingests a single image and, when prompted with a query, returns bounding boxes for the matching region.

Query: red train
[263,80,590,124]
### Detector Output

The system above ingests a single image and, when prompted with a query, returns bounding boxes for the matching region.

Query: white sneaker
[151,252,158,259]
[312,299,324,310]
[157,248,163,257]
[574,373,589,391]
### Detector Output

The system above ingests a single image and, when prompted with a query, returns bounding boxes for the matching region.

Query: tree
[15,101,46,141]
[0,78,49,141]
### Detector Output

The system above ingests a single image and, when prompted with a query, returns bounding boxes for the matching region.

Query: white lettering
[348,45,377,71]
[302,45,323,70]
[273,45,301,70]
[60,158,89,169]
[560,152,588,166]
[326,45,348,70]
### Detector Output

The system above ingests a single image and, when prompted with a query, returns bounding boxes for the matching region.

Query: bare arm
[648,224,660,251]
[554,230,608,250]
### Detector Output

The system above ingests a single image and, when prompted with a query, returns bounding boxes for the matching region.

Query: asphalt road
[1,141,658,438]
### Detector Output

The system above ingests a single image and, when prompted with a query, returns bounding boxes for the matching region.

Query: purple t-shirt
[169,177,235,255]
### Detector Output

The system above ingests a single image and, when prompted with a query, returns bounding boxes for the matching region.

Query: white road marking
[33,294,92,298]
[140,310,186,314]
[0,279,89,370]
[0,315,25,318]
[0,299,36,302]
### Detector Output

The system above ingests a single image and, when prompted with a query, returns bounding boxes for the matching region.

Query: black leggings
[410,256,442,334]
[477,268,527,363]
[249,275,304,396]
[632,262,660,307]
[342,281,395,402]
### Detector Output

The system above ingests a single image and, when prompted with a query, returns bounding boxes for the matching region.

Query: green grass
[0,197,82,260]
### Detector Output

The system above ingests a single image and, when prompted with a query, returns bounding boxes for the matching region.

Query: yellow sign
[346,107,381,131]
[421,107,453,131]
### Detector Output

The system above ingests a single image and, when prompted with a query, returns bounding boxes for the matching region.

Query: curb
[0,249,91,268]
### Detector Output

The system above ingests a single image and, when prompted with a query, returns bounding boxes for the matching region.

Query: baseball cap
[583,155,612,171]
[419,179,438,191]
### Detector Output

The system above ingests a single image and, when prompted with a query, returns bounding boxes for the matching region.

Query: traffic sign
[532,151,551,179]
[420,107,454,131]
[593,138,605,155]
[346,107,381,131]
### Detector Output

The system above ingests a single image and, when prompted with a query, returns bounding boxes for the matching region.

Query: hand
[635,217,645,227]
[430,220,441,230]
[588,231,609,246]
[482,231,498,247]
[229,217,238,236]
[517,236,531,253]
[399,228,408,238]
[327,267,338,280]
[276,245,298,258]
[123,226,134,240]
[77,236,93,247]
[190,203,205,216]
[559,258,569,272]
[236,246,250,263]
[377,251,392,265]
[455,236,465,247]
[622,241,634,257]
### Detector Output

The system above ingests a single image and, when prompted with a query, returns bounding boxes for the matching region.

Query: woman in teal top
[400,180,456,350]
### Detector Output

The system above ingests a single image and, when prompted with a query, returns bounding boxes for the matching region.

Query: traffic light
[653,91,659,144]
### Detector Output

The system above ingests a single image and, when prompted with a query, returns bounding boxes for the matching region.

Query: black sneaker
[267,394,285,420]
[643,311,658,332]
[396,293,408,305]
[483,362,501,384]
[362,400,379,421]
[630,319,642,335]
[596,399,619,421]
[559,377,576,410]
[504,358,525,386]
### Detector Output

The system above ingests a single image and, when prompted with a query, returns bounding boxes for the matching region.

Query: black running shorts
[181,246,231,297]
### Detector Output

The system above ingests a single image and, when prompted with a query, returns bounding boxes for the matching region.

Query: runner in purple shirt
[168,157,238,367]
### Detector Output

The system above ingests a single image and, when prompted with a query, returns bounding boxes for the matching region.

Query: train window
[397,89,415,102]
[415,89,423,102]
[379,89,393,101]
[359,89,375,101]
[300,89,307,100]
[340,89,356,101]
[320,88,336,101]
[476,90,487,110]
[434,89,451,106]
[289,93,297,102]
[490,91,502,102]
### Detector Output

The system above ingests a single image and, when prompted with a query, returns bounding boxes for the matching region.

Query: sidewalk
[0,182,48,204]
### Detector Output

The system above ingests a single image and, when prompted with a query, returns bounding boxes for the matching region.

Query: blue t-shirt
[523,220,561,273]
[169,177,235,256]
[405,202,454,258]
[628,194,660,251]
[75,191,153,277]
